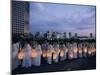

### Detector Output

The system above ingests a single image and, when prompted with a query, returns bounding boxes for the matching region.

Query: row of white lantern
[17,46,96,61]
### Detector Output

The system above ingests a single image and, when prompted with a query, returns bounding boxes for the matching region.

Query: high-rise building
[74,33,78,38]
[63,32,67,38]
[68,32,72,38]
[12,1,29,34]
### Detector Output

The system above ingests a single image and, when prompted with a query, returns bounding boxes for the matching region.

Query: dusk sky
[29,2,96,36]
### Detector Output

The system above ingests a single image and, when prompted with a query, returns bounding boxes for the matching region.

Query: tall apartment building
[12,1,29,34]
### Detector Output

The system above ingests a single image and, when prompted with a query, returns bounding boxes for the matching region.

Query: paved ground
[12,55,96,75]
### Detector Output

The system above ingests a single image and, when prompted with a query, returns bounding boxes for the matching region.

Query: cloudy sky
[29,2,96,36]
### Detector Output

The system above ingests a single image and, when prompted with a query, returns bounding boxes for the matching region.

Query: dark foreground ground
[12,55,96,75]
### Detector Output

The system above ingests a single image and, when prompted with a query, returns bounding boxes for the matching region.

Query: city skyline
[29,2,96,37]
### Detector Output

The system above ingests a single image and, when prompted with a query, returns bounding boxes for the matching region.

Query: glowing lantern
[78,48,82,54]
[18,49,24,60]
[83,48,87,53]
[47,51,52,58]
[31,49,37,58]
[91,48,96,55]
[68,52,74,59]
[92,48,96,53]
[88,50,92,55]
[65,48,68,53]
[51,49,55,53]
[88,48,92,55]
[40,50,42,55]
[73,48,78,53]
[60,50,64,57]
[56,49,60,55]
[53,53,57,59]
[42,51,47,58]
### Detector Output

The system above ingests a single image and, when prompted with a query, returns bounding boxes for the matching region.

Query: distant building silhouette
[90,33,93,38]
[63,32,67,39]
[68,32,72,38]
[74,33,78,38]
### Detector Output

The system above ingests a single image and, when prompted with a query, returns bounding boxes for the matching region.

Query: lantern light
[88,51,92,55]
[78,48,82,53]
[65,48,68,53]
[31,49,37,58]
[53,53,57,59]
[69,52,74,59]
[18,49,24,60]
[83,48,87,53]
[73,48,78,53]
[47,51,52,58]
[42,51,47,58]
[60,50,64,57]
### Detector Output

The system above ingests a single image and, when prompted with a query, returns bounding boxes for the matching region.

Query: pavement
[12,55,96,75]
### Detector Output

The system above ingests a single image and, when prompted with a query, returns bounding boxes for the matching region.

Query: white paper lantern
[47,51,52,58]
[73,48,78,53]
[83,47,87,53]
[31,49,37,58]
[65,48,68,53]
[18,49,25,60]
[78,48,82,53]
[92,48,96,53]
[60,50,64,57]
[53,53,57,59]
[69,52,74,59]
[88,48,92,55]
[42,51,47,58]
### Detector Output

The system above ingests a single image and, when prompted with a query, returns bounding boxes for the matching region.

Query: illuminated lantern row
[17,45,96,61]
